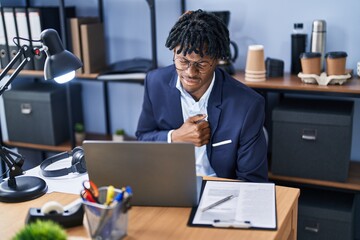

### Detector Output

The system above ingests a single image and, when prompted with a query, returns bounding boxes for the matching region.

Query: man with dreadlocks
[136,9,268,182]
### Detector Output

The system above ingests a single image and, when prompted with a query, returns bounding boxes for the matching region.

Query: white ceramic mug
[357,62,360,77]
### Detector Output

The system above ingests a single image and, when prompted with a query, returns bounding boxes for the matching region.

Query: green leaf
[115,129,125,135]
[74,122,85,133]
[12,220,67,240]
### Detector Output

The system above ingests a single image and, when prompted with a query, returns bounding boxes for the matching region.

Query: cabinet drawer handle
[304,226,319,233]
[302,129,317,141]
[21,103,32,115]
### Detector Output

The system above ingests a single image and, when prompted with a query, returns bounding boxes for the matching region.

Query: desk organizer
[297,72,351,86]
[83,187,128,240]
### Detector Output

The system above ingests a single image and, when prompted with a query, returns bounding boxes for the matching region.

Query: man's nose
[186,63,198,76]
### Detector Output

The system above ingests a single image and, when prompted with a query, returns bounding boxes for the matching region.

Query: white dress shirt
[167,73,216,176]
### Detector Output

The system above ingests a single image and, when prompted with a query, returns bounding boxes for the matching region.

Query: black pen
[201,195,234,212]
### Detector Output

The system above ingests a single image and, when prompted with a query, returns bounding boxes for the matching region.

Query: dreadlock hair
[165,9,230,60]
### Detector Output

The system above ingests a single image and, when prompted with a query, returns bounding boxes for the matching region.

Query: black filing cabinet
[3,82,83,146]
[298,188,355,240]
[271,98,353,182]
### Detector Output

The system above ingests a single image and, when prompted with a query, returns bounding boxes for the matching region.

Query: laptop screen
[83,141,201,207]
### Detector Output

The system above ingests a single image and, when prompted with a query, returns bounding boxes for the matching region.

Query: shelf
[4,140,72,152]
[6,69,100,79]
[233,72,360,97]
[9,69,146,83]
[5,70,360,191]
[269,162,360,191]
[3,133,111,152]
[231,71,360,192]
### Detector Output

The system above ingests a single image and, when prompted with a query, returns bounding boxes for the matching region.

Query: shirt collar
[176,72,215,105]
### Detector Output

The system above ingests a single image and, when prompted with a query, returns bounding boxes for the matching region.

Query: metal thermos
[310,20,326,71]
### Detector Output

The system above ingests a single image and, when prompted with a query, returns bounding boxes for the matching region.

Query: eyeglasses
[173,56,214,73]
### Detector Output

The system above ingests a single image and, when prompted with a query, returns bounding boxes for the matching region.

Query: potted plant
[113,128,125,142]
[12,220,67,240]
[74,122,85,143]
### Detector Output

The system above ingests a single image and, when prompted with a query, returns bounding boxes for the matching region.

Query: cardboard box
[80,22,107,74]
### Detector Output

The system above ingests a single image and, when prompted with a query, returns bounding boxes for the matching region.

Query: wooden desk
[0,185,299,240]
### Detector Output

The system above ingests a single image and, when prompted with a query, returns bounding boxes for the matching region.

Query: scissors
[80,180,99,203]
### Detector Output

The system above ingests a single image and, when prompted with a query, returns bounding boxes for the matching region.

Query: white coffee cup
[357,62,360,77]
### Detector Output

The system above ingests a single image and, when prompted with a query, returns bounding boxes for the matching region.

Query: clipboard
[188,180,277,230]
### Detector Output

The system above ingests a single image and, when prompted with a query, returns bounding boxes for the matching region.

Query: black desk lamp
[0,28,82,202]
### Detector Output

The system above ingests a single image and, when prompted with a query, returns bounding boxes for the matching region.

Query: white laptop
[82,141,201,207]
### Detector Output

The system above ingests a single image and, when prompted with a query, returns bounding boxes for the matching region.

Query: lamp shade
[41,29,82,82]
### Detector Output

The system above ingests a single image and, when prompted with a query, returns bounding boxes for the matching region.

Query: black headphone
[40,146,87,177]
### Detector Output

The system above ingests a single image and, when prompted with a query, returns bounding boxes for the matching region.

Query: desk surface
[0,185,299,240]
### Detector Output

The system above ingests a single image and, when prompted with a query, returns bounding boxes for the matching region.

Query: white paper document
[192,181,276,229]
[25,157,89,195]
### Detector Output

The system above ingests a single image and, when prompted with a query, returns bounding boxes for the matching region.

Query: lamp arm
[0,45,35,185]
[0,45,35,96]
[0,146,24,183]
